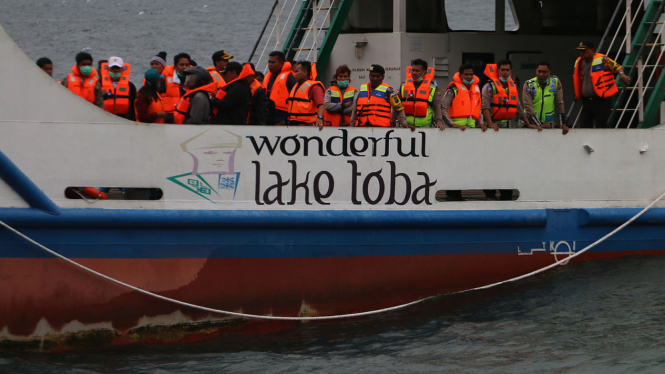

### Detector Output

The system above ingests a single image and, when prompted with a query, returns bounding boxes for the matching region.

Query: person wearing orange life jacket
[324,64,356,127]
[150,52,168,75]
[481,60,536,132]
[397,59,445,130]
[61,52,103,107]
[100,56,136,120]
[173,67,215,124]
[286,61,326,128]
[135,68,174,124]
[206,50,232,88]
[210,62,253,125]
[349,64,410,129]
[161,52,191,114]
[573,40,629,128]
[245,63,268,125]
[263,51,297,125]
[441,64,484,131]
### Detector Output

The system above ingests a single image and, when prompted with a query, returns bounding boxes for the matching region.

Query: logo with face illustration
[168,128,242,203]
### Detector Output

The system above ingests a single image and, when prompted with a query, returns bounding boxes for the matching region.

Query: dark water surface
[2,257,665,373]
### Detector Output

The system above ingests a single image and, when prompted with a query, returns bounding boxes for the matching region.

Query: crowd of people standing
[35,39,628,132]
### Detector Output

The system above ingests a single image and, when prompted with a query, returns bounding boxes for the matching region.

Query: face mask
[176,71,185,79]
[415,76,424,82]
[79,66,93,76]
[337,80,349,88]
[499,76,511,83]
[537,78,549,84]
[109,72,122,79]
[463,79,474,85]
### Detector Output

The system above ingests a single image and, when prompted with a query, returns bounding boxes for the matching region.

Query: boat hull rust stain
[2,250,664,350]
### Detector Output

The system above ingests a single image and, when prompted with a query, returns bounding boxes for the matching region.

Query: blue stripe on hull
[1,208,665,259]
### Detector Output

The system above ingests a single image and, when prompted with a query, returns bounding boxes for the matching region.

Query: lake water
[2,1,665,373]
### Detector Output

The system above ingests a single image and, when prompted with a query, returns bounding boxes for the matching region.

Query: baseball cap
[575,41,596,50]
[108,56,124,67]
[212,50,234,62]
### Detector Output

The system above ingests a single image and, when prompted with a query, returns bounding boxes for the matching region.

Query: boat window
[435,189,520,202]
[539,0,617,35]
[341,0,393,33]
[406,0,447,33]
[65,187,163,201]
[444,0,518,32]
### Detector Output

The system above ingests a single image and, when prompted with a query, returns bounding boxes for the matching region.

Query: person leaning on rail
[286,60,326,128]
[61,52,103,108]
[481,59,536,132]
[323,64,356,127]
[523,62,569,135]
[397,58,445,131]
[441,64,484,132]
[573,40,630,128]
[348,64,411,130]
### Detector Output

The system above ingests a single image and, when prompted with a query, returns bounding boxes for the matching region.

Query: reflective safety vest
[355,83,394,127]
[287,80,325,124]
[100,62,132,115]
[161,65,182,114]
[401,66,436,127]
[263,62,294,112]
[484,64,518,122]
[324,85,356,126]
[173,83,217,124]
[448,72,481,128]
[66,65,99,104]
[206,67,226,88]
[525,76,558,124]
[573,53,619,100]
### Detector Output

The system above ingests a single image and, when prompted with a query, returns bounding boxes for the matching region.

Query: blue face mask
[79,66,93,76]
[337,80,349,88]
[499,76,511,83]
[415,76,424,82]
[109,72,122,79]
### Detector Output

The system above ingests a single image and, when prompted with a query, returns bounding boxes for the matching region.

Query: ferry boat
[2,0,665,350]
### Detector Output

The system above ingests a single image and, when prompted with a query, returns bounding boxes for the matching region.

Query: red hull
[1,250,663,350]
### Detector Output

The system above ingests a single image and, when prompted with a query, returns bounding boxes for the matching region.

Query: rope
[2,189,664,321]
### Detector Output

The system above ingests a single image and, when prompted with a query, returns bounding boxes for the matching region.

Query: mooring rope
[2,190,664,321]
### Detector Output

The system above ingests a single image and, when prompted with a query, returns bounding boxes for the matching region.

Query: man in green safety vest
[523,62,569,135]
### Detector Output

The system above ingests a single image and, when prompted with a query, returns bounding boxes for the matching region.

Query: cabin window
[539,0,617,35]
[341,0,393,33]
[406,0,448,33]
[65,187,163,201]
[444,0,518,32]
[435,189,520,202]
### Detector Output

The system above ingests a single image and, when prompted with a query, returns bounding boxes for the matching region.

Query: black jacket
[249,86,268,125]
[210,80,252,125]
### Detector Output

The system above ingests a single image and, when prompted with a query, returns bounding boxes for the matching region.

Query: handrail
[248,0,280,63]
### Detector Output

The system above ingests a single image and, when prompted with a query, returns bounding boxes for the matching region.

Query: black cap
[369,64,385,75]
[576,40,596,50]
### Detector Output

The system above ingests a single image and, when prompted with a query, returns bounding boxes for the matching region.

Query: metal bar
[0,150,60,215]
[314,0,355,78]
[248,0,280,63]
[626,0,633,53]
[599,0,625,51]
[284,0,315,61]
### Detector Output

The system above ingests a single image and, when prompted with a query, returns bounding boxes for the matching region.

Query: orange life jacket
[100,62,132,115]
[248,79,263,123]
[401,66,435,117]
[355,83,393,127]
[573,53,619,100]
[448,72,481,121]
[484,64,518,121]
[324,85,356,127]
[173,83,217,124]
[286,64,324,124]
[66,65,99,103]
[263,61,295,112]
[161,65,182,114]
[135,94,166,124]
[206,66,226,88]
